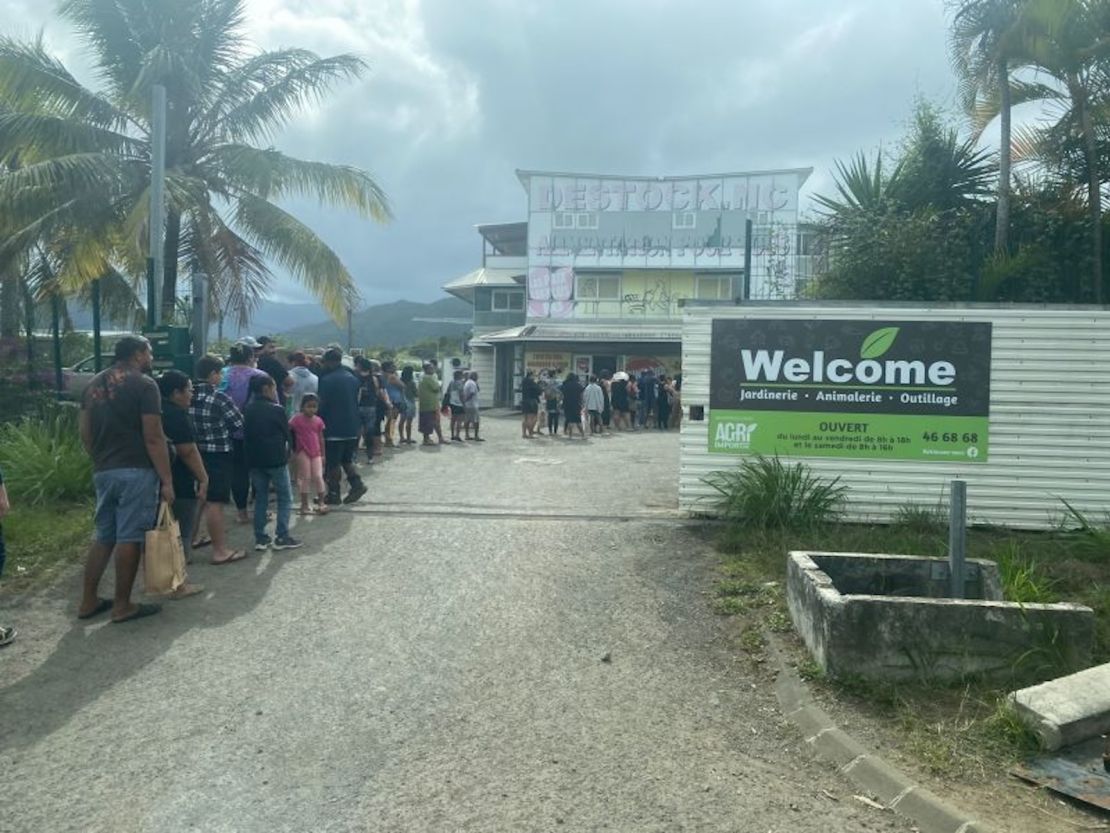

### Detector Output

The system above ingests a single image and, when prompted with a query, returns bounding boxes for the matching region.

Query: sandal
[191,536,212,549]
[315,505,331,515]
[167,583,205,600]
[210,549,248,566]
[77,598,113,620]
[111,603,161,624]
[0,626,16,647]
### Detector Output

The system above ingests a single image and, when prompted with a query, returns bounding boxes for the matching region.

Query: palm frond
[0,111,139,164]
[233,193,358,321]
[0,36,127,127]
[215,53,367,143]
[212,144,391,220]
[57,0,144,98]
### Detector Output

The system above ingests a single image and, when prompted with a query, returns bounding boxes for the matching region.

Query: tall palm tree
[0,0,390,325]
[1015,0,1110,302]
[949,0,1025,252]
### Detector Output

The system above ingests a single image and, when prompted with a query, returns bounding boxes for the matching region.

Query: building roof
[477,222,527,256]
[442,267,524,303]
[515,167,814,191]
[478,322,682,344]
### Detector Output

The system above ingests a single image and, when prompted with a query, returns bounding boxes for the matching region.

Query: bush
[0,403,93,505]
[703,456,846,530]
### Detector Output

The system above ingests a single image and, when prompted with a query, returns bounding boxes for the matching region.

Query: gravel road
[0,413,911,832]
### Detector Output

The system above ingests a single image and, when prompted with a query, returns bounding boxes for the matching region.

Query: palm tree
[948,0,1025,252]
[0,0,390,326]
[1013,0,1110,302]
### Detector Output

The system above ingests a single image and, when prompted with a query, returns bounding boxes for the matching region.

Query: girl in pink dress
[289,394,329,515]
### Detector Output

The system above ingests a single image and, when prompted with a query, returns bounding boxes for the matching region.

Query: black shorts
[522,397,540,415]
[450,404,464,416]
[200,451,233,504]
[325,439,358,469]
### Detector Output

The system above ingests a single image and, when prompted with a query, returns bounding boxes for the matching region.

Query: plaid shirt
[189,382,244,453]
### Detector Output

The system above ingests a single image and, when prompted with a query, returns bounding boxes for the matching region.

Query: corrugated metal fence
[679,303,1110,529]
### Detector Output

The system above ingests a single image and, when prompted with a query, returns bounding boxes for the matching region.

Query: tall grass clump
[1059,499,1110,563]
[703,456,846,530]
[990,540,1058,604]
[0,404,93,504]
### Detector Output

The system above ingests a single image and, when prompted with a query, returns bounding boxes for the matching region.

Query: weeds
[0,403,93,505]
[990,540,1058,604]
[702,456,845,530]
[892,501,946,536]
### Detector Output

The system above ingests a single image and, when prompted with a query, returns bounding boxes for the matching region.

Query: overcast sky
[1,0,962,315]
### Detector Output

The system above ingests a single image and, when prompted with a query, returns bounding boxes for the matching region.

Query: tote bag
[143,502,186,595]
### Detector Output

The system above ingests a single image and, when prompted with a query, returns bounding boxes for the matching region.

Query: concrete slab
[1010,662,1110,750]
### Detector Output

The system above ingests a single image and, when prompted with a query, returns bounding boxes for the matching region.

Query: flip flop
[77,598,113,620]
[210,550,248,566]
[111,603,161,624]
[167,583,205,600]
[191,536,212,549]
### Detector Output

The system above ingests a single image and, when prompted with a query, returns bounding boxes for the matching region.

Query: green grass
[0,404,94,504]
[2,502,92,591]
[702,456,846,530]
[711,514,1110,777]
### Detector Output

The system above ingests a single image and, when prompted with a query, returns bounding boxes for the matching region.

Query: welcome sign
[708,319,992,462]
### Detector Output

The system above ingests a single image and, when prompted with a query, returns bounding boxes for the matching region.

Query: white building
[444,168,813,406]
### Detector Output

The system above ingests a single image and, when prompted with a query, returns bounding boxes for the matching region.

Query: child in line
[243,374,302,552]
[544,385,561,436]
[289,394,329,516]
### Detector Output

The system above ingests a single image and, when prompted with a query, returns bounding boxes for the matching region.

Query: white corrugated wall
[679,305,1110,529]
[468,344,496,407]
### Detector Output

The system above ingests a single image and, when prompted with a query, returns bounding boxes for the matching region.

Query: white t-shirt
[584,383,604,412]
[463,379,480,410]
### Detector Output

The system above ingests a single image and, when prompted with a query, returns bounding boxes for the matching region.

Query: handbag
[143,501,187,595]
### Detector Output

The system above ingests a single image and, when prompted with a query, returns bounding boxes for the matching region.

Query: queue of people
[520,368,682,440]
[66,333,476,627]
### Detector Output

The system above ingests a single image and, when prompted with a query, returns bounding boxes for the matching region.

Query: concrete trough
[786,551,1095,683]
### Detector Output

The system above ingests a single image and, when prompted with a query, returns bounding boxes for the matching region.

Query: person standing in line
[78,335,172,624]
[656,375,673,430]
[243,374,302,551]
[611,374,631,431]
[189,355,247,565]
[448,369,466,442]
[583,375,605,435]
[544,382,561,436]
[318,348,367,504]
[521,370,541,438]
[561,373,586,439]
[354,357,379,463]
[289,393,329,515]
[287,351,318,413]
[600,371,613,431]
[400,366,418,445]
[462,371,484,441]
[382,361,404,447]
[256,336,290,408]
[670,374,683,429]
[627,373,640,430]
[417,362,444,445]
[0,468,14,646]
[222,342,268,524]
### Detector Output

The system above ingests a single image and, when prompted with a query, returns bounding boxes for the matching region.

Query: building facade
[444,168,813,406]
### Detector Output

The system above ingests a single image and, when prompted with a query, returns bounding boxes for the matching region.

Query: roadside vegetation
[0,402,93,591]
[705,456,1110,778]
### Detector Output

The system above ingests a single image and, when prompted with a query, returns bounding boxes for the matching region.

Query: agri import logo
[741,326,956,388]
[714,421,758,449]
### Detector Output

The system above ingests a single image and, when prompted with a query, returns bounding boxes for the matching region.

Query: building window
[673,211,696,229]
[554,211,597,229]
[696,276,732,300]
[553,212,575,229]
[576,274,620,300]
[491,290,524,312]
[575,212,598,229]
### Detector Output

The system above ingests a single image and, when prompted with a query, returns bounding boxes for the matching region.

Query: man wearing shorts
[190,355,247,565]
[417,362,444,444]
[78,336,173,624]
[462,371,483,442]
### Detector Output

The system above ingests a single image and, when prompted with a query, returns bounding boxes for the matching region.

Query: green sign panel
[709,319,992,463]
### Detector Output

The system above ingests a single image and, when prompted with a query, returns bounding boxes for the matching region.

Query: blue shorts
[93,468,160,545]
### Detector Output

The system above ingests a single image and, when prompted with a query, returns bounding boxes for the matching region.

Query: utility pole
[347,304,354,352]
[147,84,167,329]
[191,267,207,357]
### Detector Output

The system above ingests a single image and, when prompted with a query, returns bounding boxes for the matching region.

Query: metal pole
[347,305,353,351]
[50,292,63,396]
[191,268,207,358]
[949,479,968,599]
[742,217,753,301]
[149,84,167,327]
[92,278,102,372]
[23,280,34,388]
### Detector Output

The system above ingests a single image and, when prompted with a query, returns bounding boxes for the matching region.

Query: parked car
[62,355,113,401]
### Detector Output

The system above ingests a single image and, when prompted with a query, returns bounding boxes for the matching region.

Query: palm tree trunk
[0,267,19,338]
[1077,86,1103,303]
[161,209,181,322]
[995,56,1011,253]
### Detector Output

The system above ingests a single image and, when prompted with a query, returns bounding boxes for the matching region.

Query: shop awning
[443,267,524,303]
[478,323,681,343]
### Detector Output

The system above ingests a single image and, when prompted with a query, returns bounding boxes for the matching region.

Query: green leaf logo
[860,327,900,359]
